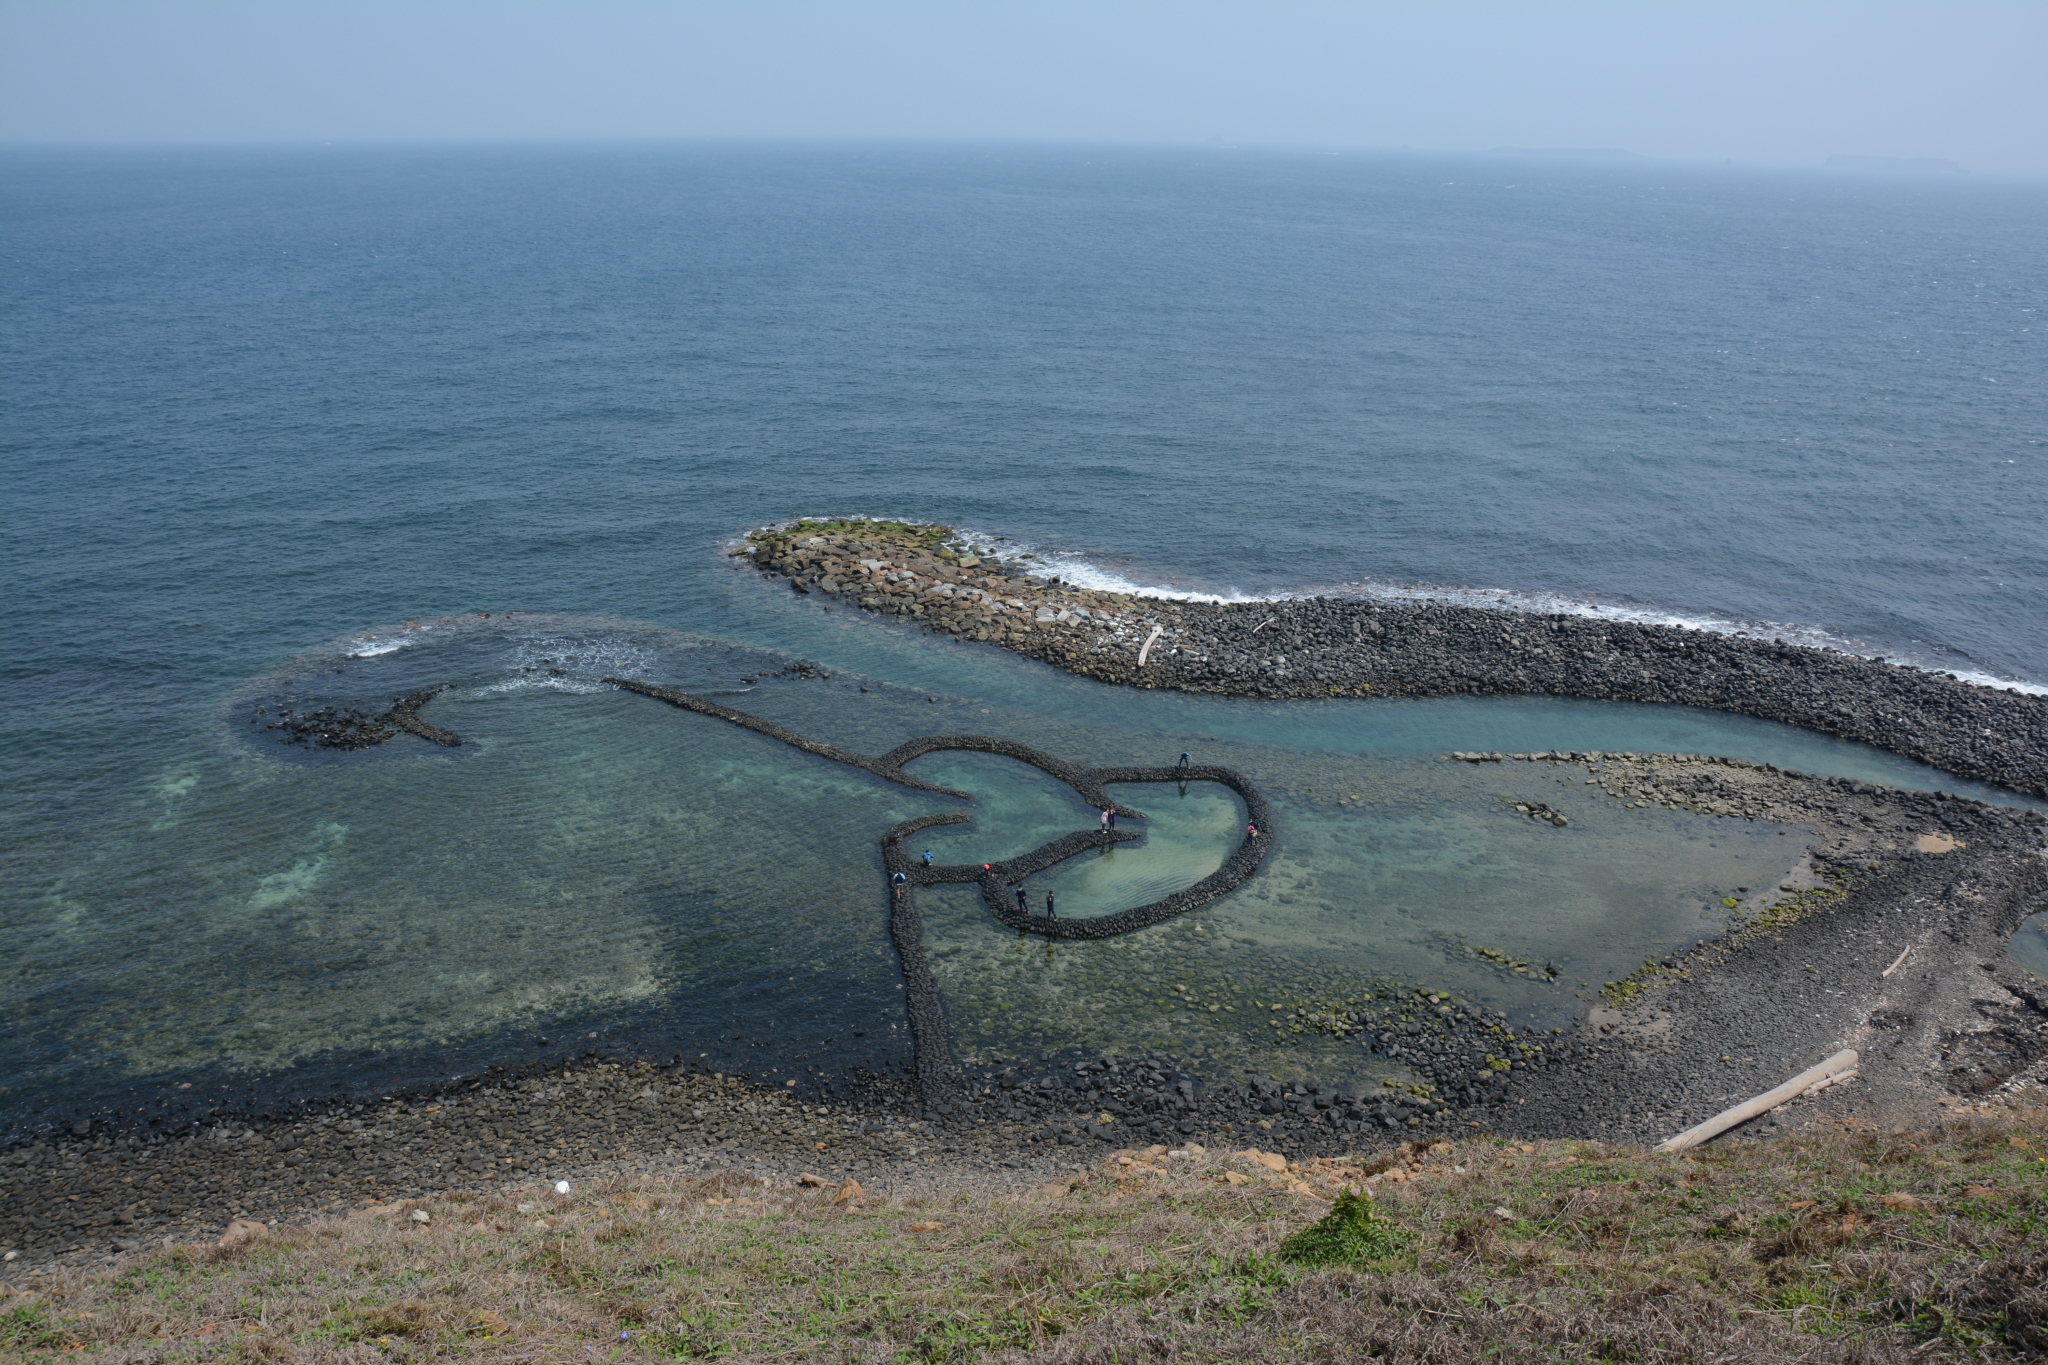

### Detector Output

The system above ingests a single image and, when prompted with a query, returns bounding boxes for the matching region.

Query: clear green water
[4,609,2036,1126]
[912,727,1798,1095]
[2011,914,2048,985]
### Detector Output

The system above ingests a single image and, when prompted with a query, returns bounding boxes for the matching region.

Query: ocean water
[4,143,2043,1131]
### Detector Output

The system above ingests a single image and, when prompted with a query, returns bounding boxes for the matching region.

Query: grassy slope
[4,1113,2041,1364]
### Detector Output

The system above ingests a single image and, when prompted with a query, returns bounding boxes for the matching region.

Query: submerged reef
[14,532,2044,1266]
[9,672,2047,1268]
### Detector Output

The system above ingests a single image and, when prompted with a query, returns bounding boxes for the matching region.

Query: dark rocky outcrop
[743,521,2046,799]
[384,687,462,747]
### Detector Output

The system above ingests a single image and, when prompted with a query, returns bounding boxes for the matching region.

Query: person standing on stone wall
[1045,890,1057,919]
[1015,885,1028,914]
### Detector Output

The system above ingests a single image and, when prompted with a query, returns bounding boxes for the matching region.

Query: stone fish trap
[600,678,1274,1101]
[364,678,1273,1103]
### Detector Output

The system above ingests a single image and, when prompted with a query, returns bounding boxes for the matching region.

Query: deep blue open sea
[4,142,2044,1133]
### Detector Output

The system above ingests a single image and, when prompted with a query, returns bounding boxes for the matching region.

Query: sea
[4,141,2044,1135]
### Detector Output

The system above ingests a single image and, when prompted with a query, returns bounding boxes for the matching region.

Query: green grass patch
[1278,1191,1415,1267]
[8,1114,2045,1362]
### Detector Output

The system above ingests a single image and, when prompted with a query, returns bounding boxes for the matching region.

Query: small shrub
[1279,1193,1414,1268]
[1754,1206,1865,1262]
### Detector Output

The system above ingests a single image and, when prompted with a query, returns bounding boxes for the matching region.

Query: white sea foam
[755,517,2048,695]
[470,674,612,698]
[1312,578,2048,695]
[946,525,1272,604]
[346,631,424,658]
[982,537,2048,696]
[487,633,660,693]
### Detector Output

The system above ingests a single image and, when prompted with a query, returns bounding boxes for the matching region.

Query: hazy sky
[4,1,2044,172]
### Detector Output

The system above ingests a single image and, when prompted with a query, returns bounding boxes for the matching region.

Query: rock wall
[606,681,1276,1104]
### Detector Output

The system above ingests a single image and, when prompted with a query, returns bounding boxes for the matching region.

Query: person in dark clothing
[890,870,908,899]
[1176,751,1191,772]
[1015,886,1028,913]
[1045,890,1057,918]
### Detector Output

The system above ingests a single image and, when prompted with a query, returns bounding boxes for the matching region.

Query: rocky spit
[741,520,2048,799]
[9,522,2048,1279]
[729,523,2048,1143]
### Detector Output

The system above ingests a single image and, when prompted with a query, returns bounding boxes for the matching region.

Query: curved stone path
[381,680,1272,1102]
[600,679,1273,1101]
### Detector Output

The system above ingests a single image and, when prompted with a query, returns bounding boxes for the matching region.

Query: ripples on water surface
[4,143,2044,1126]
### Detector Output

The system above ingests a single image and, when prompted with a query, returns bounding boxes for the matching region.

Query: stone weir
[384,687,462,747]
[603,677,1273,1104]
[740,520,2048,799]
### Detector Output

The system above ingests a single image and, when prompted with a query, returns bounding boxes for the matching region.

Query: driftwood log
[1654,1049,1859,1153]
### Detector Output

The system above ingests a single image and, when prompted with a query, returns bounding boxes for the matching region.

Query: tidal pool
[1,611,2032,1129]
[2011,913,2048,985]
[907,725,1799,1095]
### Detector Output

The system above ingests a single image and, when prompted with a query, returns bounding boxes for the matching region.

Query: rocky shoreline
[12,718,2044,1282]
[8,520,2047,1279]
[730,521,2048,1142]
[9,779,2045,1278]
[740,519,2048,798]
[7,758,2044,1276]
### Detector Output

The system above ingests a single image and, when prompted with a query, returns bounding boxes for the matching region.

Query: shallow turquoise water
[9,144,2045,1130]
[725,573,2042,803]
[6,606,2031,1127]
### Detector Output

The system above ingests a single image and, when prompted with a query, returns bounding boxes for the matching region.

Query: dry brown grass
[3,1114,2043,1363]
